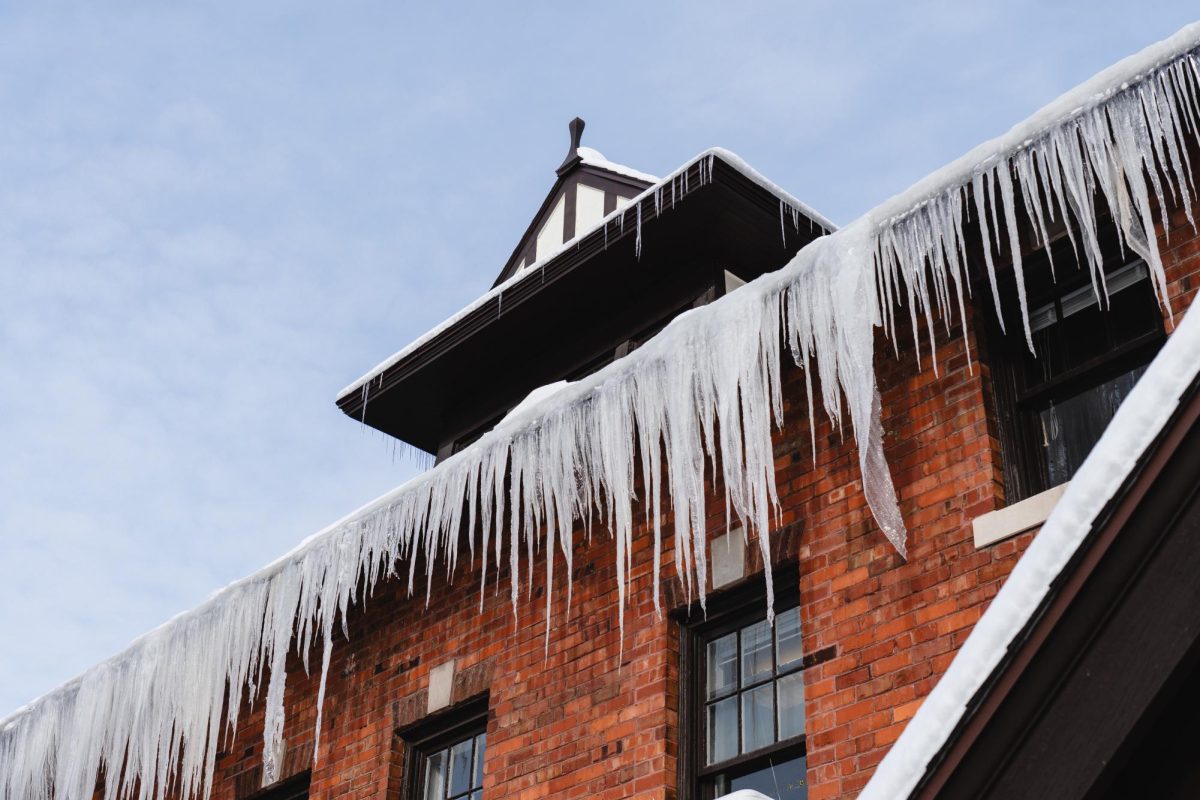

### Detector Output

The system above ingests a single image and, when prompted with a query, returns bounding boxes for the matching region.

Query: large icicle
[5,21,1200,800]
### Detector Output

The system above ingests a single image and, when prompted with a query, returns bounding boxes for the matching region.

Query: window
[249,772,310,800]
[681,579,809,799]
[401,698,488,800]
[990,232,1165,502]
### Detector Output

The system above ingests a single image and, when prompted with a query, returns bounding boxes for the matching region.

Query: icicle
[635,202,643,259]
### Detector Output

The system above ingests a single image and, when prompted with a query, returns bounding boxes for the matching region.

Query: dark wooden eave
[336,153,831,454]
[911,370,1200,800]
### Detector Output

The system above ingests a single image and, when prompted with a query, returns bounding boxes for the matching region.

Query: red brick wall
[195,198,1200,800]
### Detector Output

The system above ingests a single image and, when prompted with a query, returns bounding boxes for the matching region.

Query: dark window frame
[676,567,807,800]
[398,695,490,800]
[243,771,311,800]
[987,232,1166,502]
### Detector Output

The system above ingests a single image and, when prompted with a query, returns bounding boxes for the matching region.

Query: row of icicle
[3,24,1200,800]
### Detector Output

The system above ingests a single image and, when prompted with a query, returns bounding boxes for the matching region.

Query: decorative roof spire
[555,117,586,176]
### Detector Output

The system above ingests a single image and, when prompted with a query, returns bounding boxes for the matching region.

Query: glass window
[693,604,808,799]
[402,700,488,800]
[419,732,486,800]
[991,242,1165,502]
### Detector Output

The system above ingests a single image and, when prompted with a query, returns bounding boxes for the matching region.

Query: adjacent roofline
[858,292,1200,799]
[336,147,837,402]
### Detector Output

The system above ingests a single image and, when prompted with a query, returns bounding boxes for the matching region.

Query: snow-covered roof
[857,272,1200,800]
[576,145,661,184]
[338,147,837,399]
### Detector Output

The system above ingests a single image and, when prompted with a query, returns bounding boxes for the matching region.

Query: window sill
[972,483,1069,548]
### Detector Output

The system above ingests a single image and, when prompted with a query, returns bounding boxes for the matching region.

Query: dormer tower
[337,123,835,460]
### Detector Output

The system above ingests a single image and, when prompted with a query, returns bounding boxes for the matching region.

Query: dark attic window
[988,230,1166,503]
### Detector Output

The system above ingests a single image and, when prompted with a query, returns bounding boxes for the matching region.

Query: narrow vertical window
[682,579,808,799]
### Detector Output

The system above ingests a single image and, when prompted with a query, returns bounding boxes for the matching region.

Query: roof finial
[556,117,586,175]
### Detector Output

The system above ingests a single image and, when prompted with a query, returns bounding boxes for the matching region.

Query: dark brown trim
[603,190,618,215]
[562,182,577,243]
[495,173,568,286]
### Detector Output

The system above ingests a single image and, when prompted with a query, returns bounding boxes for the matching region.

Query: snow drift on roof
[4,20,1200,800]
[575,145,661,184]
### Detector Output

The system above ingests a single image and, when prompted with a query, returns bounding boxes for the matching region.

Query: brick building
[5,23,1200,800]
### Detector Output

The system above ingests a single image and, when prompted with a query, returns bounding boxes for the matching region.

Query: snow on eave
[863,21,1200,232]
[857,302,1200,800]
[336,146,838,400]
[575,145,662,184]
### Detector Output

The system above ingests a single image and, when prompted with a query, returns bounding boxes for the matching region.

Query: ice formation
[3,21,1200,800]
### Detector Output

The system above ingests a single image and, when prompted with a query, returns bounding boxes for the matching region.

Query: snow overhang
[335,149,835,454]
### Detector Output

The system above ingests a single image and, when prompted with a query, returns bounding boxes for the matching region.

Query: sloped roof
[858,293,1200,799]
[338,146,834,404]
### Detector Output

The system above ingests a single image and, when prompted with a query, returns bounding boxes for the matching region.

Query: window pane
[719,754,808,799]
[740,620,774,687]
[1039,365,1146,485]
[424,750,447,800]
[449,739,473,796]
[1062,300,1108,367]
[707,696,738,764]
[1107,267,1160,340]
[473,733,486,788]
[741,683,775,753]
[775,607,803,671]
[707,633,737,699]
[778,671,806,740]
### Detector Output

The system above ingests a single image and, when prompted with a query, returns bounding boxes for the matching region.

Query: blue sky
[1,1,1196,716]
